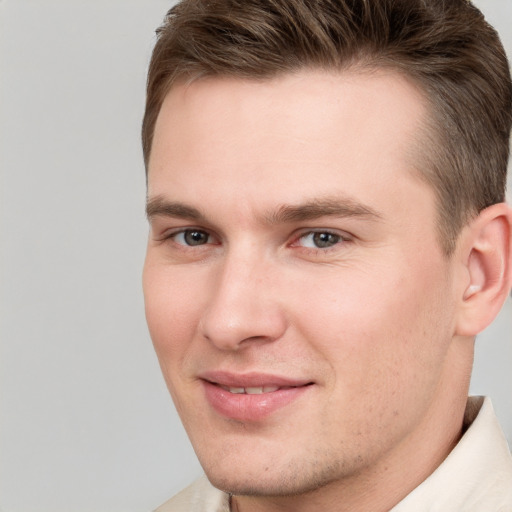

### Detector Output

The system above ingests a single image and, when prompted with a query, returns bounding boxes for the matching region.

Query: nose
[198,251,287,351]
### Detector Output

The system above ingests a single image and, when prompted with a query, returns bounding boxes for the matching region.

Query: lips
[200,371,312,422]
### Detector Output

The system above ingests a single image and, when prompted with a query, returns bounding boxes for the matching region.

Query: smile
[200,372,313,422]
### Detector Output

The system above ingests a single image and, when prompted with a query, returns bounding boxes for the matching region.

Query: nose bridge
[199,243,286,350]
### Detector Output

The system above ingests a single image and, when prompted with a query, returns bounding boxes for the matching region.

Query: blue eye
[174,230,210,246]
[299,232,342,249]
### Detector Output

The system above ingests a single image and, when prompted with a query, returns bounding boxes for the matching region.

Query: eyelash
[161,227,351,253]
[292,230,349,251]
[162,228,218,248]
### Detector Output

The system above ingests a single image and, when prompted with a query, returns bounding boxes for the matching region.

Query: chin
[201,454,345,498]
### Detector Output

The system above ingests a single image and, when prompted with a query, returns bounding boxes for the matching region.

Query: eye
[297,231,343,249]
[173,229,211,246]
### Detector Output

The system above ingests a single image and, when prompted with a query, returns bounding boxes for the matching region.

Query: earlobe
[455,203,512,337]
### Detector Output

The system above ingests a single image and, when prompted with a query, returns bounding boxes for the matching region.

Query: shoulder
[154,476,230,512]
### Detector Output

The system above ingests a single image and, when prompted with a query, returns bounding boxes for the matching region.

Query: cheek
[143,263,207,424]
[143,262,202,371]
[289,268,454,457]
[291,259,454,394]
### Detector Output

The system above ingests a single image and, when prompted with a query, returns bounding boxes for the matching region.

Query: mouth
[199,372,313,422]
[217,384,293,394]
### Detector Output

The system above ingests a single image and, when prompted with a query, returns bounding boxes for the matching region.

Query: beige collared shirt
[155,397,512,512]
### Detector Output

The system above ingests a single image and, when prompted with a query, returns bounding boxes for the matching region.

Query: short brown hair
[142,0,512,254]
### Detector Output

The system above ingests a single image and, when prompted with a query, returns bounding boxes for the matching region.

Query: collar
[391,396,512,511]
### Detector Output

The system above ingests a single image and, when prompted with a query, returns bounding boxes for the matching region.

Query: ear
[455,202,512,337]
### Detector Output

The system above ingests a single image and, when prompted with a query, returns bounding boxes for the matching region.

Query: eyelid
[290,228,353,249]
[153,224,353,252]
[157,226,219,245]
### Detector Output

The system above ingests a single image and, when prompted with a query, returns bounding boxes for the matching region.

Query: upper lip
[199,371,312,388]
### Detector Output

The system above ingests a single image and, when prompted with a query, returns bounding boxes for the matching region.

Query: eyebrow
[264,197,383,224]
[146,196,205,221]
[146,195,382,224]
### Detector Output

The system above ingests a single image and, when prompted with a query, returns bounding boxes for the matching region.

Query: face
[143,71,462,498]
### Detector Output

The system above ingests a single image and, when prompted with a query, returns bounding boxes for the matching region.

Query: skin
[143,70,479,511]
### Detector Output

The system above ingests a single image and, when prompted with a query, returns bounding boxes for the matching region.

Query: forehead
[148,69,432,224]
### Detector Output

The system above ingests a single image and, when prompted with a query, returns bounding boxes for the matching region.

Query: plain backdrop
[0,1,511,511]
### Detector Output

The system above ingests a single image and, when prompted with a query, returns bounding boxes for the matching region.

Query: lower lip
[203,381,310,422]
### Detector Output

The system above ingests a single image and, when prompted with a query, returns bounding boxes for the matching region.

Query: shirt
[155,397,512,512]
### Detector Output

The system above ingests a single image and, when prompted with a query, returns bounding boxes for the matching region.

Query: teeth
[245,387,264,394]
[227,386,245,394]
[221,385,281,394]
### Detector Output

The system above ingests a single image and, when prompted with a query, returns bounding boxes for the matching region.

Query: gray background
[0,1,510,511]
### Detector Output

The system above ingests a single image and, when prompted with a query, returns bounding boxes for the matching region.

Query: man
[141,0,512,510]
